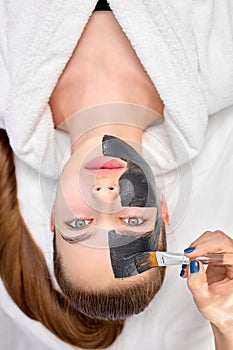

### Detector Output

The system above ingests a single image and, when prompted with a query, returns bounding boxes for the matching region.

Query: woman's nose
[91,185,119,203]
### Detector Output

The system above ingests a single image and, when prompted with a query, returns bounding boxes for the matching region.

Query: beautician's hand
[180,230,233,350]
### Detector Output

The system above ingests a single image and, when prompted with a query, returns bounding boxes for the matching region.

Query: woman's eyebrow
[116,229,153,238]
[60,227,153,244]
[60,232,95,244]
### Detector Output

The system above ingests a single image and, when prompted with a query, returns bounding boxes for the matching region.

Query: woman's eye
[122,217,144,226]
[67,218,92,229]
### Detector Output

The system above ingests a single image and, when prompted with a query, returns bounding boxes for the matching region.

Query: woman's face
[53,135,164,292]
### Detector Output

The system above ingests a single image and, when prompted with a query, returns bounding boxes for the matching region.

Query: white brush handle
[155,252,233,266]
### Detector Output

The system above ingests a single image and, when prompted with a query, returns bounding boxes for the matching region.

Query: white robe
[0,1,233,349]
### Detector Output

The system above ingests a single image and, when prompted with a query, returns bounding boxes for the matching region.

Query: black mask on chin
[102,135,161,278]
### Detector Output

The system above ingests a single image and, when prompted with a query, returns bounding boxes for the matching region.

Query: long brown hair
[0,129,124,349]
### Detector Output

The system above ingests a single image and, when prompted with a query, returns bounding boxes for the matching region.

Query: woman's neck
[49,12,164,126]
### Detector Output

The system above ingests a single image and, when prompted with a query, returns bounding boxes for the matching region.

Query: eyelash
[121,215,145,226]
[66,217,93,230]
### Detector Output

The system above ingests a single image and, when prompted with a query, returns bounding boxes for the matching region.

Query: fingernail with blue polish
[182,264,187,269]
[184,246,195,253]
[190,260,199,273]
[180,269,185,277]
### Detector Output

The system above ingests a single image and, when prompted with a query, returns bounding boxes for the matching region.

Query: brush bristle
[133,251,158,274]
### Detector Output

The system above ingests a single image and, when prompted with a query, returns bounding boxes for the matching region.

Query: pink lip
[84,157,126,170]
[96,168,125,175]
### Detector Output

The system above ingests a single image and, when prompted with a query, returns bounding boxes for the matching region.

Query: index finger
[184,230,233,258]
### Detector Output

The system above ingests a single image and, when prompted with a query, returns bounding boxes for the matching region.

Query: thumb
[187,260,210,310]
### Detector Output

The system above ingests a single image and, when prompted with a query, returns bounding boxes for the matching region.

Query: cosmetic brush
[134,251,233,274]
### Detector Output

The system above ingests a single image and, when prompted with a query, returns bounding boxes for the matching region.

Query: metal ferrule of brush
[156,252,190,266]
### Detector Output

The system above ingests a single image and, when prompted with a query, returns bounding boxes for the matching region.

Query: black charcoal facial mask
[102,135,160,278]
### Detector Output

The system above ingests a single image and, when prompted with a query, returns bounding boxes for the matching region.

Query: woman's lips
[84,157,126,175]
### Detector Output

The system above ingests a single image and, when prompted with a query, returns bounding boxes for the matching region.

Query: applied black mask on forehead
[102,135,161,278]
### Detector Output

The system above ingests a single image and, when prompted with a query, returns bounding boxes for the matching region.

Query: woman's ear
[50,205,55,232]
[158,191,170,226]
